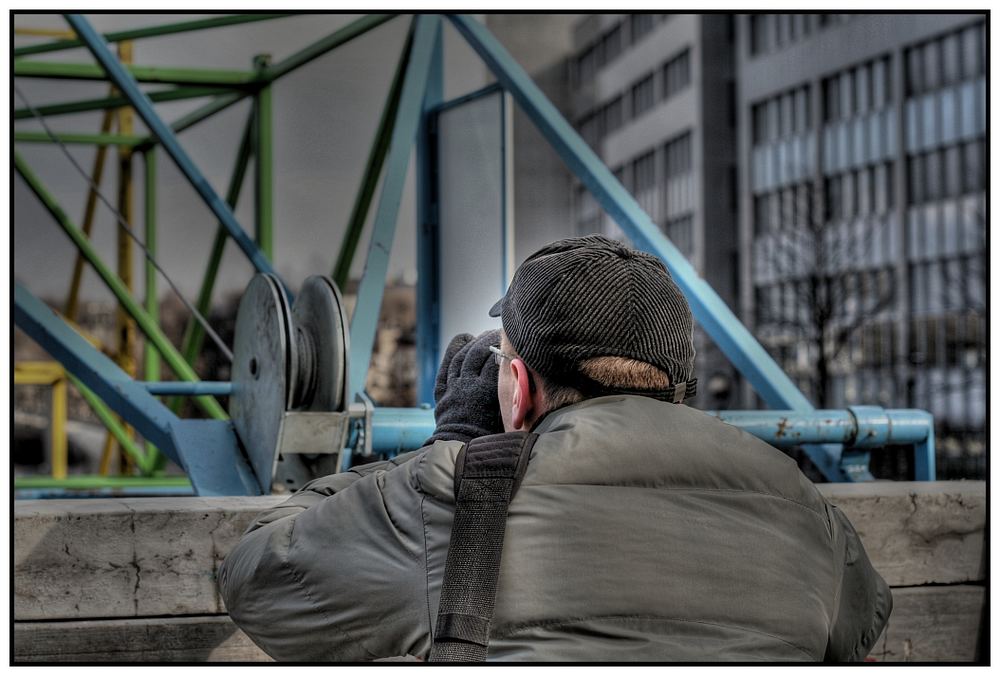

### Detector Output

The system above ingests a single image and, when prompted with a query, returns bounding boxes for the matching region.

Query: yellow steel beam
[51,376,68,479]
[13,361,69,479]
[14,361,64,385]
[64,99,117,321]
[109,40,138,475]
[15,27,77,39]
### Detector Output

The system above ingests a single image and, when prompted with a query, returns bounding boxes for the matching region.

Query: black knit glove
[423,330,503,445]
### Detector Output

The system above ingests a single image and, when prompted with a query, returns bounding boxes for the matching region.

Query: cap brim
[488,296,504,317]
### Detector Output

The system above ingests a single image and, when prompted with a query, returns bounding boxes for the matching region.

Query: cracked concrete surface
[14,496,283,620]
[819,481,985,587]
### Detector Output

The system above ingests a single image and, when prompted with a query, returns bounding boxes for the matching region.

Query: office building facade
[737,13,986,478]
[568,14,739,408]
[515,13,985,478]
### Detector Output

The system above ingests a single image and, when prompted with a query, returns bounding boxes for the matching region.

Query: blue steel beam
[63,14,285,293]
[144,382,234,396]
[447,15,851,480]
[15,282,177,457]
[415,18,444,406]
[15,283,259,496]
[348,15,442,399]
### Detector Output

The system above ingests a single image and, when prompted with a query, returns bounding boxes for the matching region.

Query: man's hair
[506,338,672,412]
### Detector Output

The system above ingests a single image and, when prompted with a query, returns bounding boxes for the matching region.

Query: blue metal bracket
[348,14,443,400]
[447,14,851,481]
[63,13,286,295]
[14,283,260,496]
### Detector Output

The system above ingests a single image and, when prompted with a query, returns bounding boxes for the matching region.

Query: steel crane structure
[13,13,937,496]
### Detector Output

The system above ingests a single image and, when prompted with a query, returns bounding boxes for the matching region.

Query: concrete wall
[13,481,984,662]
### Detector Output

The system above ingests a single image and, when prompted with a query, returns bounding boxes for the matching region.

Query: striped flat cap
[489,234,696,401]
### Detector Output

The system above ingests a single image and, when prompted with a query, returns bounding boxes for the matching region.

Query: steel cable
[14,83,234,363]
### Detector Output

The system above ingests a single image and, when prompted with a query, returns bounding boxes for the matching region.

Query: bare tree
[753,179,894,408]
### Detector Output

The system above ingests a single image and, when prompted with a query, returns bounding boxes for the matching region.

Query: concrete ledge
[818,481,985,586]
[14,615,272,663]
[869,585,985,662]
[13,480,986,662]
[15,496,283,620]
[15,483,984,621]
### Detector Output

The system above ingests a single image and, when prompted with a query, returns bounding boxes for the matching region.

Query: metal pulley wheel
[290,276,349,413]
[231,274,350,493]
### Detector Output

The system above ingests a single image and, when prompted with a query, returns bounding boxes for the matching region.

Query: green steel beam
[68,373,153,474]
[143,148,163,469]
[15,60,258,87]
[253,55,273,259]
[262,14,396,81]
[14,14,295,58]
[13,86,228,120]
[15,131,144,146]
[14,475,192,490]
[333,18,413,288]
[176,111,255,396]
[169,92,244,133]
[14,152,228,421]
[135,92,246,152]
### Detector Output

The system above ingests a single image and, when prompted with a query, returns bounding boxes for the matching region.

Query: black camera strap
[429,431,538,662]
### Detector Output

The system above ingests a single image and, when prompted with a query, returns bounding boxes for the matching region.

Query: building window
[794,87,810,133]
[824,75,841,122]
[604,95,624,136]
[750,14,769,56]
[906,23,985,96]
[872,57,891,107]
[602,23,623,65]
[577,110,601,149]
[575,44,599,83]
[663,49,691,101]
[631,74,656,119]
[665,132,693,177]
[961,23,984,80]
[632,150,657,221]
[665,214,694,258]
[752,102,769,144]
[632,151,656,194]
[630,14,655,44]
[573,19,633,84]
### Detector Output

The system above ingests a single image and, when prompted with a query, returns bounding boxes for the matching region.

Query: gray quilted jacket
[218,395,891,661]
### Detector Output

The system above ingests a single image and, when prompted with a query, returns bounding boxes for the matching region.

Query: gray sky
[13,13,490,303]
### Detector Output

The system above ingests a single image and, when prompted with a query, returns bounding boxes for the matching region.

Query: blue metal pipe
[370,407,437,454]
[363,405,935,480]
[143,381,234,396]
[63,14,286,296]
[907,410,937,481]
[709,408,933,449]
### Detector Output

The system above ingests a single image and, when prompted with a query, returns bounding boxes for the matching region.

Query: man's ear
[510,358,535,430]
